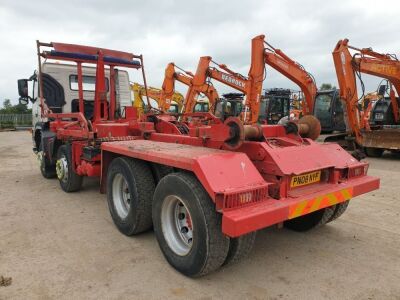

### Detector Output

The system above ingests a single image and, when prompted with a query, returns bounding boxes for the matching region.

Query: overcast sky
[1,0,400,105]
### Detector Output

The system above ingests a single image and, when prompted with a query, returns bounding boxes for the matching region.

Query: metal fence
[0,114,32,127]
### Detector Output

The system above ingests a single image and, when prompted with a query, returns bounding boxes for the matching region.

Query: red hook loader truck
[17,40,380,277]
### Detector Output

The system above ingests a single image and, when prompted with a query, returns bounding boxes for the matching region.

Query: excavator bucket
[362,128,400,150]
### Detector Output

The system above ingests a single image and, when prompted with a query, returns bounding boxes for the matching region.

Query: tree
[0,99,31,114]
[3,99,12,109]
[319,83,336,90]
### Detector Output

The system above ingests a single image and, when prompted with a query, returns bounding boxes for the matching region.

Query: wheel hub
[37,151,44,167]
[56,156,68,182]
[112,173,131,219]
[161,195,193,256]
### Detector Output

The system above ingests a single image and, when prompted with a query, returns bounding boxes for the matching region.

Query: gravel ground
[0,131,399,300]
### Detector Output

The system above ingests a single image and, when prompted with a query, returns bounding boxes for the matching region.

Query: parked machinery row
[150,36,400,156]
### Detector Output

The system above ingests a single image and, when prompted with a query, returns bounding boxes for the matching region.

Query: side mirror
[19,97,29,105]
[18,79,29,98]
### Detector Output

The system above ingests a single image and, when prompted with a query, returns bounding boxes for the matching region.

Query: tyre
[224,232,256,266]
[107,157,155,235]
[365,147,384,157]
[150,163,174,183]
[152,172,229,277]
[56,145,83,192]
[284,206,336,232]
[38,143,56,179]
[327,201,350,223]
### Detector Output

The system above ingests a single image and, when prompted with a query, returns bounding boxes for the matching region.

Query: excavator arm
[159,63,219,112]
[132,82,146,115]
[158,63,191,111]
[251,35,317,114]
[185,56,248,119]
[332,38,400,145]
[332,39,364,144]
[352,52,400,123]
[187,37,265,125]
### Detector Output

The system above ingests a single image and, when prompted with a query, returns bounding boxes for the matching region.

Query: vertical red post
[77,62,84,115]
[94,51,106,123]
[109,66,115,120]
[36,40,45,116]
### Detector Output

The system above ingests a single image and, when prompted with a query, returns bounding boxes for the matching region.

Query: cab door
[332,93,346,132]
[314,92,334,132]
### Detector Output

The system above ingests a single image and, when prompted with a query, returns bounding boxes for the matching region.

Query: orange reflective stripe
[288,188,353,219]
[289,200,308,219]
[341,188,353,199]
[333,190,344,202]
[300,198,315,215]
[326,193,338,206]
[307,196,324,214]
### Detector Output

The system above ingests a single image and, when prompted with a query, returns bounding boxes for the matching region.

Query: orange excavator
[184,36,267,124]
[254,37,347,133]
[260,38,318,116]
[158,63,219,113]
[186,35,321,125]
[184,56,248,121]
[332,38,400,156]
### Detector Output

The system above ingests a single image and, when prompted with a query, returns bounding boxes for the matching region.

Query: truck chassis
[19,41,380,277]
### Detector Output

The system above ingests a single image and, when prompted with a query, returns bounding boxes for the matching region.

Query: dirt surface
[0,131,399,300]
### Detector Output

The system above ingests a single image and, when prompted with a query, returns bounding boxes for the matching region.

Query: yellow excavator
[131,82,185,115]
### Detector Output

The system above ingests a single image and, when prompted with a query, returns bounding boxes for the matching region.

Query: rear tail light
[223,187,268,210]
[348,164,368,178]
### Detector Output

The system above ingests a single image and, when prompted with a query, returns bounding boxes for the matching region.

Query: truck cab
[313,89,346,133]
[18,62,131,152]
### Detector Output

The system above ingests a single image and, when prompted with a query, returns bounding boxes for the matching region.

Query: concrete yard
[0,131,399,300]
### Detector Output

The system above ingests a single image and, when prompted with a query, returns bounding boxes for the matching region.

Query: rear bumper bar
[222,175,379,237]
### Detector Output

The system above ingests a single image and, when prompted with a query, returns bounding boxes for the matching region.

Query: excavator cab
[314,89,346,133]
[259,88,291,124]
[193,99,210,112]
[168,103,180,114]
[214,93,244,121]
[369,84,400,126]
[370,98,400,126]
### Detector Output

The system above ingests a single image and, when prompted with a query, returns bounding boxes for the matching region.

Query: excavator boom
[186,36,266,124]
[353,57,400,123]
[159,62,219,113]
[255,37,317,114]
[332,38,400,152]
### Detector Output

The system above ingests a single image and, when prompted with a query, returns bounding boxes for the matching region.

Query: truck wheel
[152,172,229,277]
[56,145,83,192]
[365,147,384,157]
[224,232,256,266]
[327,201,350,223]
[284,207,335,232]
[107,157,155,235]
[38,144,56,179]
[150,163,174,183]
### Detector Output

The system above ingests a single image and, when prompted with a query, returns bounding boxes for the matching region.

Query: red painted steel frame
[36,40,380,240]
[101,140,268,204]
[36,40,142,125]
[222,175,379,237]
[99,132,380,238]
